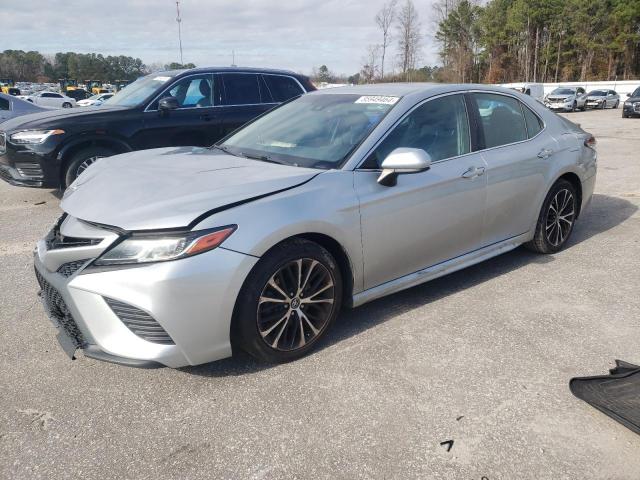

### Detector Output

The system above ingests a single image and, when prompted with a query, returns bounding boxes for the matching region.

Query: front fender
[193,170,366,294]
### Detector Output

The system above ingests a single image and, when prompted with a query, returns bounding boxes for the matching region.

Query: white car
[26,91,76,109]
[77,93,114,107]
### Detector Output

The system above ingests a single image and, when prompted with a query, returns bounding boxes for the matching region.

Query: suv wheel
[64,146,115,188]
[232,238,342,363]
[525,179,578,254]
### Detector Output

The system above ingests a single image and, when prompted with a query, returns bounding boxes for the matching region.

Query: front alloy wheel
[233,239,342,363]
[257,258,335,351]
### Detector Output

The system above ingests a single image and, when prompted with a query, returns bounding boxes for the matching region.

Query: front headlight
[94,226,236,266]
[10,129,65,144]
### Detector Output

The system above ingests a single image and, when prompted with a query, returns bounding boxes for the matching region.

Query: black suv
[0,67,315,188]
[622,87,640,118]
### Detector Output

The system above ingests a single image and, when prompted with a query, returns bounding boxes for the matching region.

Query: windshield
[220,94,398,169]
[551,88,575,95]
[104,73,176,107]
[587,90,606,96]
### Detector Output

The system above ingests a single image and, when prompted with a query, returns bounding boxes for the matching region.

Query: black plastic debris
[570,360,640,435]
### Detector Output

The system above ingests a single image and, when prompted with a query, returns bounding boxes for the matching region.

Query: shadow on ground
[177,194,637,377]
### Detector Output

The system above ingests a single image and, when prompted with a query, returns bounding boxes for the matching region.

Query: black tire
[525,179,578,254]
[614,101,619,109]
[63,146,115,188]
[572,101,577,112]
[622,112,629,118]
[600,101,606,110]
[232,238,343,363]
[62,102,72,108]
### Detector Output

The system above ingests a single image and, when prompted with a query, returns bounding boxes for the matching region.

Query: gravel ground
[1,107,639,479]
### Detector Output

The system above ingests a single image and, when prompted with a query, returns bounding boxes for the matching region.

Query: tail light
[584,135,596,148]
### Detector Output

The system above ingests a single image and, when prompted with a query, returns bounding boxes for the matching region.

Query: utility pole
[176,1,183,65]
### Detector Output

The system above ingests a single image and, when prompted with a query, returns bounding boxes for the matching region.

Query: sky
[0,0,439,76]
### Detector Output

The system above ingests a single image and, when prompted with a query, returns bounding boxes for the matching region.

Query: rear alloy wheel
[233,239,342,363]
[525,179,578,254]
[64,146,115,188]
[62,102,72,108]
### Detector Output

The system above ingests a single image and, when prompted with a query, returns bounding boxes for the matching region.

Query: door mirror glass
[158,96,179,111]
[377,148,431,186]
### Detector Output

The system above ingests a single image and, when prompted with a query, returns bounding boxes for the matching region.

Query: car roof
[306,83,522,101]
[158,66,309,79]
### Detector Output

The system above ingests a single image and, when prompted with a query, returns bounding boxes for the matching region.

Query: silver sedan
[34,84,597,367]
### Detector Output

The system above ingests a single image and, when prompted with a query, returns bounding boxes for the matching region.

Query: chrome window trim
[143,71,304,113]
[353,91,474,170]
[466,89,547,152]
[261,73,306,101]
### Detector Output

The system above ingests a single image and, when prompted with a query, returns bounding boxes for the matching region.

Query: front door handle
[200,113,215,122]
[461,166,485,179]
[537,148,554,159]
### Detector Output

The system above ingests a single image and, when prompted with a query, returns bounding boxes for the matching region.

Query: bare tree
[361,44,382,83]
[396,0,422,81]
[375,0,397,80]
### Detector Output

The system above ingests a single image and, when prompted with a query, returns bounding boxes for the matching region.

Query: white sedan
[77,92,114,107]
[26,91,76,109]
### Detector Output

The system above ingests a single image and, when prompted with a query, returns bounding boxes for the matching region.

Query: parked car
[584,89,620,109]
[32,84,597,368]
[65,89,92,102]
[622,87,640,118]
[544,87,587,111]
[504,83,544,102]
[0,67,315,188]
[76,92,114,107]
[0,92,51,123]
[26,91,76,109]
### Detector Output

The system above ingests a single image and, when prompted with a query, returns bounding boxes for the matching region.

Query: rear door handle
[461,166,485,179]
[537,148,554,159]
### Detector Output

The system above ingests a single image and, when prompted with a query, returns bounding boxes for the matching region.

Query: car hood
[0,105,129,132]
[61,147,320,231]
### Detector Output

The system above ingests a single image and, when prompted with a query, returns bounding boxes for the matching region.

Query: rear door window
[473,93,528,148]
[262,75,304,102]
[221,73,261,105]
[521,104,543,138]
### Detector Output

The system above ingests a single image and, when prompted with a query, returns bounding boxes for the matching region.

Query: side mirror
[377,148,432,187]
[158,96,179,112]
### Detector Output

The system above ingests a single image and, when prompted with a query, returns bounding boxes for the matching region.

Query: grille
[35,269,86,347]
[46,221,102,250]
[56,259,90,278]
[104,298,175,345]
[15,162,44,179]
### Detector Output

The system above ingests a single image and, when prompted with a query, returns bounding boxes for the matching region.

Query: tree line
[342,0,640,85]
[0,50,196,83]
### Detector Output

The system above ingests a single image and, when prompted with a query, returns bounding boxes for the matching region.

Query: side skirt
[351,232,530,308]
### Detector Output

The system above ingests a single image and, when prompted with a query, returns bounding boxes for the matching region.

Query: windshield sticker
[355,96,399,105]
[153,76,172,82]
